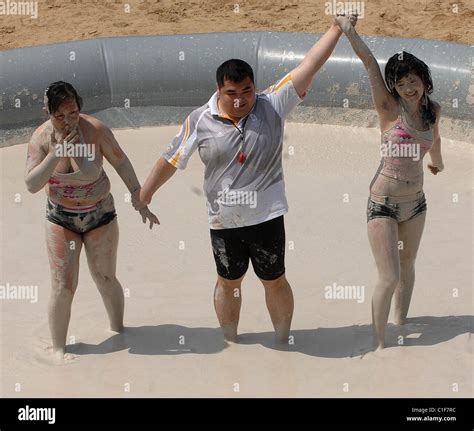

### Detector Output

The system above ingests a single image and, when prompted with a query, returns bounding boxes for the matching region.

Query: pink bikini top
[47,128,108,201]
[379,105,433,181]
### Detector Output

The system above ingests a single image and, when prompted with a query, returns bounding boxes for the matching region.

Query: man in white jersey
[137,20,350,345]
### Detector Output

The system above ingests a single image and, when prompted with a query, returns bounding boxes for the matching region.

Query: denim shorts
[367,191,427,223]
[46,193,117,234]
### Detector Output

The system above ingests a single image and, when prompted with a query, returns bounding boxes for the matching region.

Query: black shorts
[210,215,286,281]
[46,194,117,235]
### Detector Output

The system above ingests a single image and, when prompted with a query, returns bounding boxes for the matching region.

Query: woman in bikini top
[335,15,444,351]
[25,81,158,361]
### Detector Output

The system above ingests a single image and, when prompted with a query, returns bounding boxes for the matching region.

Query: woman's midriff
[370,171,424,197]
[46,169,112,208]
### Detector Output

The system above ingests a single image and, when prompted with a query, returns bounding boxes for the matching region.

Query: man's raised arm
[290,19,346,98]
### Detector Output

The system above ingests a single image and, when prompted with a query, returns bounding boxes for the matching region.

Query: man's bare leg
[260,274,294,345]
[214,274,244,343]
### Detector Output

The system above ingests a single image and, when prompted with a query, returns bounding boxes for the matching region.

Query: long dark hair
[44,81,83,115]
[385,51,436,128]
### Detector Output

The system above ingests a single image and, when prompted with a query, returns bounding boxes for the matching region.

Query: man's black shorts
[210,215,286,281]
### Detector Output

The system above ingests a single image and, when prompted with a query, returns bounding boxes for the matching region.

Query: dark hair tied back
[44,81,83,115]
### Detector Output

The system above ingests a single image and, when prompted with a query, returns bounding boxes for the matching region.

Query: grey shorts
[367,191,427,223]
[46,193,117,234]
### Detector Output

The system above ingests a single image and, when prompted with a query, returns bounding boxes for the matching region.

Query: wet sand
[0,122,471,397]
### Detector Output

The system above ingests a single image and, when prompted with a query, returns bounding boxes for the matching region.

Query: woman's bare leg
[46,221,82,358]
[83,219,124,332]
[367,218,400,349]
[394,212,426,325]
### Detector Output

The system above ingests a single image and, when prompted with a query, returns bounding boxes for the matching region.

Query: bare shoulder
[79,113,109,133]
[30,120,52,151]
[79,114,114,147]
[432,100,441,117]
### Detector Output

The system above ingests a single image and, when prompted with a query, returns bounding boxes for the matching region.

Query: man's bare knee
[260,273,287,289]
[217,275,244,290]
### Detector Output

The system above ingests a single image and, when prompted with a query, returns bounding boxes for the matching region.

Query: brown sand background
[0,0,473,51]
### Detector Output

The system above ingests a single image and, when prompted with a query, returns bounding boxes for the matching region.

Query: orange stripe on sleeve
[169,117,189,166]
[271,73,292,93]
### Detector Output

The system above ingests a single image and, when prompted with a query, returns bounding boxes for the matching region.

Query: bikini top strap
[400,101,433,134]
[399,102,414,129]
[398,101,406,121]
[77,124,86,144]
[390,102,401,126]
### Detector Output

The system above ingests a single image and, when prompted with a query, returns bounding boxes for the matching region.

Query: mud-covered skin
[25,99,158,361]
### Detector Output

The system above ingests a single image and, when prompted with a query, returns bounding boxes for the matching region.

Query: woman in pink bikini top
[24,81,159,361]
[379,103,434,182]
[335,14,445,352]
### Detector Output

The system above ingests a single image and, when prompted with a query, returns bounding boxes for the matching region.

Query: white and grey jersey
[162,73,304,230]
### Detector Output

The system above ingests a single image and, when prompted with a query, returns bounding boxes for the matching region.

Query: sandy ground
[0,0,472,400]
[0,0,473,50]
[0,123,471,397]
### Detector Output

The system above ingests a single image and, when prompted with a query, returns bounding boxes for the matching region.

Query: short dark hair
[385,51,436,127]
[44,81,83,114]
[216,59,254,88]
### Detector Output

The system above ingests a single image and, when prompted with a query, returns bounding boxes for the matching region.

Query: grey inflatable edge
[0,32,472,142]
